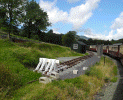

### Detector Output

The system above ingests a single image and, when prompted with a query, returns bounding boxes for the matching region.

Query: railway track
[43,51,94,77]
[59,51,94,69]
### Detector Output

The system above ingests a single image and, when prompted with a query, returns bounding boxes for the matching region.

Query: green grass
[8,56,118,100]
[0,38,85,99]
[0,38,118,100]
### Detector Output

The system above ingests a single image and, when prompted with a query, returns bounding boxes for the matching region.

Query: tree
[21,0,51,38]
[87,38,93,45]
[78,38,87,44]
[0,0,27,38]
[62,31,76,47]
[0,6,8,30]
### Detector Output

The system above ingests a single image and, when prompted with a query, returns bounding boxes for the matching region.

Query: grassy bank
[9,57,117,100]
[0,38,85,99]
[1,49,118,100]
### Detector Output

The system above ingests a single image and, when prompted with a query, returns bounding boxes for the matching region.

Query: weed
[113,65,118,76]
[85,70,91,76]
[89,67,103,79]
[85,53,89,55]
[110,77,118,82]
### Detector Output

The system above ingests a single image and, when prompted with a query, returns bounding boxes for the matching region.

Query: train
[88,43,123,65]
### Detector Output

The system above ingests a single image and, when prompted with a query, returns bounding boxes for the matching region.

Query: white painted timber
[39,77,52,84]
[42,59,52,74]
[47,59,59,75]
[38,58,48,73]
[33,58,43,72]
[33,58,60,75]
[73,70,78,74]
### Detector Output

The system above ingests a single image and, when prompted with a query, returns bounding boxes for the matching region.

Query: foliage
[21,0,51,38]
[43,29,63,45]
[0,0,27,38]
[78,38,113,45]
[62,31,76,47]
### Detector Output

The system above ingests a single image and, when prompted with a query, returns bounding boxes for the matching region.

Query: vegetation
[0,38,85,98]
[62,31,76,47]
[43,29,63,45]
[0,39,118,100]
[0,0,27,38]
[78,38,123,45]
[0,0,119,98]
[21,0,51,39]
[9,57,117,100]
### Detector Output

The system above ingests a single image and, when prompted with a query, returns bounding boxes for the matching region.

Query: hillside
[0,37,85,98]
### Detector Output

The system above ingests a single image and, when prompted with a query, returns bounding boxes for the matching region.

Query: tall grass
[0,38,85,98]
[10,56,118,100]
[0,39,118,100]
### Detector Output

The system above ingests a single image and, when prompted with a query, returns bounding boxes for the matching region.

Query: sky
[35,0,123,40]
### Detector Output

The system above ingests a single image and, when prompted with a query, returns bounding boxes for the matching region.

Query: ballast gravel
[56,52,101,80]
[57,52,123,100]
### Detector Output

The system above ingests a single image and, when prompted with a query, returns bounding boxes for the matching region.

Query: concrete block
[39,77,52,84]
[98,56,100,58]
[73,70,78,74]
[50,72,59,79]
[83,67,88,70]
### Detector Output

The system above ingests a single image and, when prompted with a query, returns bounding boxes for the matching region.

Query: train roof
[77,41,87,45]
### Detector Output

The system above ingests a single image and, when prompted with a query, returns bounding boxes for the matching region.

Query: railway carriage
[89,43,123,65]
[120,44,123,58]
[108,43,122,58]
[103,45,109,54]
[89,45,97,52]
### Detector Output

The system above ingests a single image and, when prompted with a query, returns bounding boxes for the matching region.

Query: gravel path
[56,52,101,80]
[94,55,123,100]
[57,52,123,100]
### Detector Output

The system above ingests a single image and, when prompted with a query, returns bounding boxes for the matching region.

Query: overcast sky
[35,0,123,40]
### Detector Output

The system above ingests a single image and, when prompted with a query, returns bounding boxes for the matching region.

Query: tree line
[78,38,123,45]
[0,0,50,38]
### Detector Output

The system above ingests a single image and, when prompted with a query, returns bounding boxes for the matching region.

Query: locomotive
[89,43,123,65]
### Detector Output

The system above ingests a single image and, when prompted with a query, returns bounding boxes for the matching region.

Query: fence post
[104,55,105,66]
